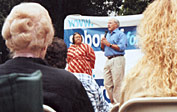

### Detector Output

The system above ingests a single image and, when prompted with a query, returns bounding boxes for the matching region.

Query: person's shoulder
[122,71,144,94]
[82,43,92,49]
[45,66,76,78]
[68,44,75,49]
[81,43,87,46]
[73,73,92,83]
[114,29,126,38]
[43,67,83,86]
[0,61,7,68]
[0,60,9,74]
[73,73,98,89]
[115,28,124,34]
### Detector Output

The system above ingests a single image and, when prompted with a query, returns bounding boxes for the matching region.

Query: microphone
[101,31,108,51]
[104,31,108,38]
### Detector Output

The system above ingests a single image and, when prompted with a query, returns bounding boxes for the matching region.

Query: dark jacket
[0,57,94,112]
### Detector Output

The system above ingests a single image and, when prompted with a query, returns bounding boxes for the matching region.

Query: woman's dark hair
[72,32,83,44]
[45,37,67,69]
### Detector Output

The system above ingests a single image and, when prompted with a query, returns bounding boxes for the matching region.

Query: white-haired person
[0,2,94,112]
[45,37,110,112]
[111,0,177,111]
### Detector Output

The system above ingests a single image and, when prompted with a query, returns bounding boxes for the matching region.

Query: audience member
[67,32,96,76]
[111,0,177,111]
[45,37,110,112]
[0,3,94,112]
[45,37,67,69]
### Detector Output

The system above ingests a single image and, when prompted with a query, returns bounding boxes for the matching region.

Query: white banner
[64,14,143,103]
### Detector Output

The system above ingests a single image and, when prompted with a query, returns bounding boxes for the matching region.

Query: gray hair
[110,18,120,27]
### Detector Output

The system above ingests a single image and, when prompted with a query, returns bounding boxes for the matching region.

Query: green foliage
[0,0,17,63]
[79,0,153,16]
[0,0,11,31]
[81,0,122,16]
[0,0,153,63]
[121,0,153,15]
[0,0,153,38]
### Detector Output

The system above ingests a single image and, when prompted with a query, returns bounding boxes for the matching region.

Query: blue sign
[64,26,138,51]
[95,79,111,103]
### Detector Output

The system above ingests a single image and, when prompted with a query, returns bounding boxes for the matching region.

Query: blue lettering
[84,30,92,46]
[126,31,131,40]
[84,19,93,27]
[92,34,100,47]
[68,19,93,28]
[129,35,136,45]
[75,19,84,27]
[126,31,137,46]
[68,20,75,27]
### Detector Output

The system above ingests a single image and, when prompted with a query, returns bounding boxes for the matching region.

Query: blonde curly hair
[1,2,54,53]
[124,0,177,97]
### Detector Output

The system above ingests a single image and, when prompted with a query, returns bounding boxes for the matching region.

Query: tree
[0,0,15,64]
[0,0,153,63]
[81,0,122,16]
[121,0,153,15]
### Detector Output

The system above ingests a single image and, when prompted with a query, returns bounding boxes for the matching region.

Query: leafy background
[0,0,153,63]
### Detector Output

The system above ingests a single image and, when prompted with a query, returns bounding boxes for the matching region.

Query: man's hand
[101,37,110,47]
[101,37,120,51]
[101,37,106,51]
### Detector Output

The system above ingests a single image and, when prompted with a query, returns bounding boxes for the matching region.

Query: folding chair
[119,97,177,112]
[0,70,43,112]
[43,104,56,112]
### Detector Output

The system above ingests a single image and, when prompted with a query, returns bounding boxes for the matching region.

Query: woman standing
[67,32,96,76]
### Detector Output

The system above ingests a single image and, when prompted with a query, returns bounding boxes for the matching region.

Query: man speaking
[101,18,127,104]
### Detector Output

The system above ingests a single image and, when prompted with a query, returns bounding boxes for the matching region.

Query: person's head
[108,18,119,33]
[128,0,177,94]
[45,37,67,69]
[72,32,83,45]
[138,0,177,64]
[1,2,54,59]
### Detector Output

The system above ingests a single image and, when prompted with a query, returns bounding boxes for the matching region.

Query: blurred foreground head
[139,0,177,90]
[119,0,177,108]
[138,0,177,63]
[121,0,177,103]
[137,0,177,78]
[1,2,54,58]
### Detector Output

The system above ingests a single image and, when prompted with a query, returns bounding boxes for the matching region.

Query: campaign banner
[64,15,143,103]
